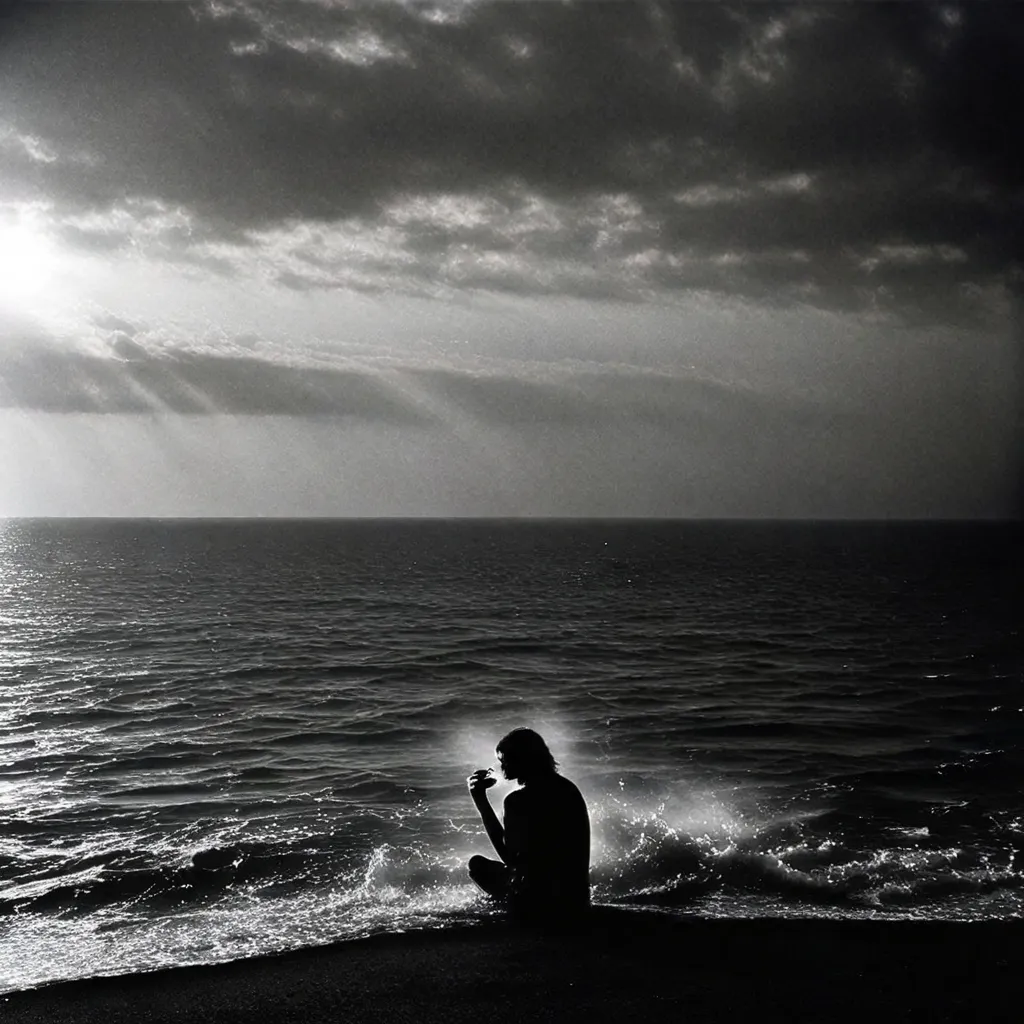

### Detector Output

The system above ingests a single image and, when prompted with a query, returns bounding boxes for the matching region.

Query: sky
[0,0,1020,518]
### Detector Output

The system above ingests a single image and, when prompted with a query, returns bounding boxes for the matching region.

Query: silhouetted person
[467,728,590,921]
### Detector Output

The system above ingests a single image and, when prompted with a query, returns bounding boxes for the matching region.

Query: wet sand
[3,910,1018,1023]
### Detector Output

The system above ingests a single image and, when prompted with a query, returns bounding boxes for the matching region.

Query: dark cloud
[0,344,427,420]
[414,365,837,440]
[1,1,1021,321]
[0,336,842,445]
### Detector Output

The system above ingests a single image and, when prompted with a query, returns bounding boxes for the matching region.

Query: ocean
[0,518,1020,993]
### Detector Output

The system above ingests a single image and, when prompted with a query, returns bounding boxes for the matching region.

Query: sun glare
[0,208,58,310]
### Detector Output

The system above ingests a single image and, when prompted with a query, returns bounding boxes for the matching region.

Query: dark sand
[3,910,1018,1023]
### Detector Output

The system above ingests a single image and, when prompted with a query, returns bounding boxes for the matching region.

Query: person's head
[496,728,558,784]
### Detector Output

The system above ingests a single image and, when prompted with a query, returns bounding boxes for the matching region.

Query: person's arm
[467,769,510,864]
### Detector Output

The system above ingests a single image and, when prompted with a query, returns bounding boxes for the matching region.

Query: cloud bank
[0,318,833,448]
[0,1,1020,323]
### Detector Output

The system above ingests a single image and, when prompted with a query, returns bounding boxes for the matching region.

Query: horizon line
[1,515,1020,525]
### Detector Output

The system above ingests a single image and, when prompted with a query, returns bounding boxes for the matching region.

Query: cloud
[91,312,142,337]
[0,323,846,450]
[0,342,424,420]
[0,1,1020,323]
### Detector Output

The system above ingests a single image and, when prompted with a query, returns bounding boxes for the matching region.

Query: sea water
[0,518,1020,992]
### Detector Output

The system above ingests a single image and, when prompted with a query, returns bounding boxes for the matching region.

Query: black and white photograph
[1,1,1020,1020]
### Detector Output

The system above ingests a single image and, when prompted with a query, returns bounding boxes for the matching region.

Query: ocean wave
[0,836,357,917]
[7,802,1019,923]
[587,799,1024,912]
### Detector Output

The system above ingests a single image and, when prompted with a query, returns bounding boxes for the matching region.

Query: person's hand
[467,768,496,802]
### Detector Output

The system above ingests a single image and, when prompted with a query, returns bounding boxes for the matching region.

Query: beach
[3,910,1018,1023]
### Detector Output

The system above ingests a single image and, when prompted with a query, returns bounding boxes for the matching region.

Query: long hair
[496,727,558,775]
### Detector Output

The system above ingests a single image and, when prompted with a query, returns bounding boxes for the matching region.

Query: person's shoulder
[554,773,587,805]
[554,772,582,793]
[504,787,526,808]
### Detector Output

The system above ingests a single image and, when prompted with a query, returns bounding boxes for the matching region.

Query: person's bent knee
[468,855,486,878]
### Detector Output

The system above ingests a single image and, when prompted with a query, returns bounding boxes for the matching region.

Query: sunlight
[0,206,58,311]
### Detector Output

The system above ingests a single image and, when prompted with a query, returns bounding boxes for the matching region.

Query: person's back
[503,771,590,913]
[467,728,591,922]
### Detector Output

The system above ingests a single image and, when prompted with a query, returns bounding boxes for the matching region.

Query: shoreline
[3,910,1019,1023]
